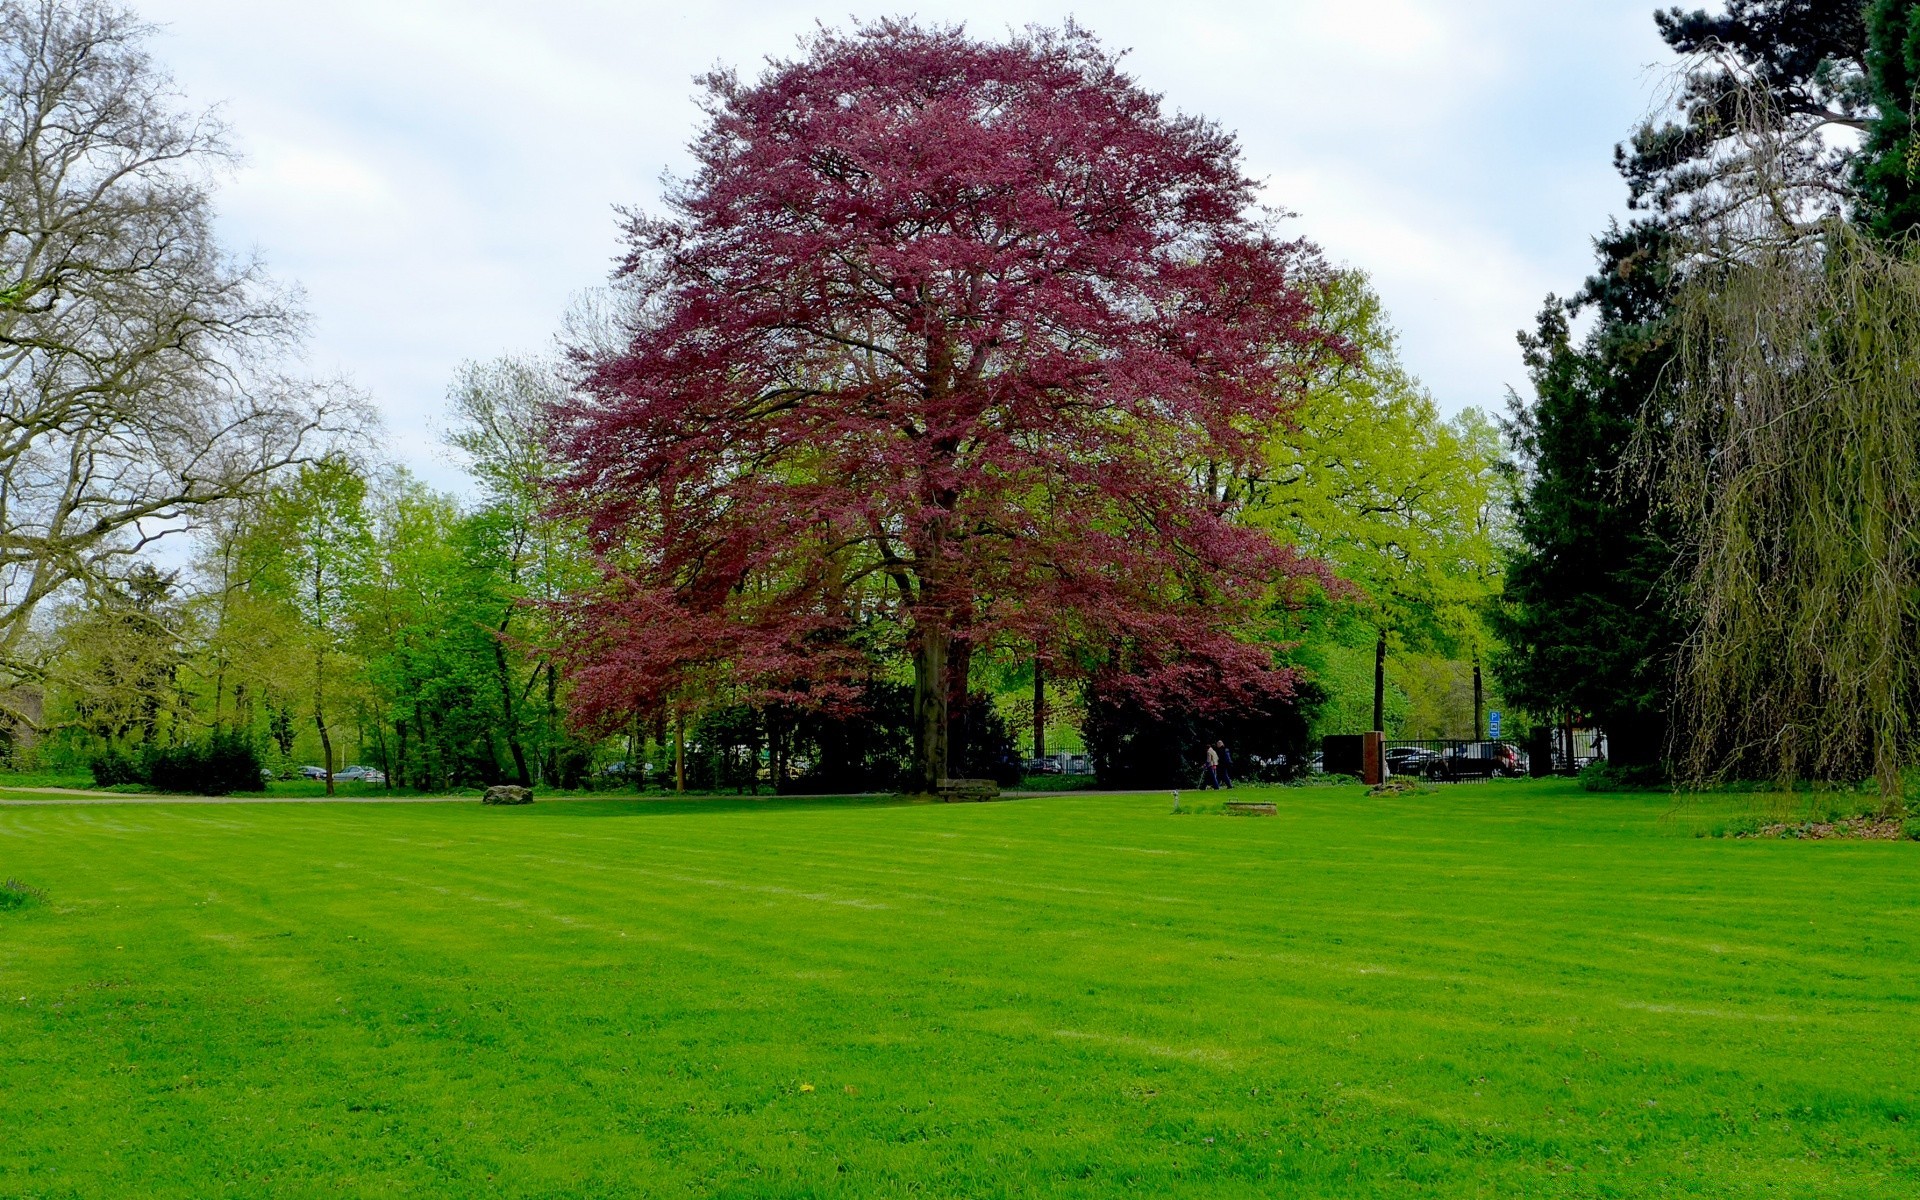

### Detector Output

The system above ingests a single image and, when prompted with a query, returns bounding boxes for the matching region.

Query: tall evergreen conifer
[1498,1,1871,770]
[1858,1,1920,237]
[1495,226,1684,768]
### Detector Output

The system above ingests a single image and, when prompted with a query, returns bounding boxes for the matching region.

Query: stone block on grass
[1223,801,1277,816]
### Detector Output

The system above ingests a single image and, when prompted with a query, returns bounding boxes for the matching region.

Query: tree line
[2,3,1522,794]
[1498,0,1920,797]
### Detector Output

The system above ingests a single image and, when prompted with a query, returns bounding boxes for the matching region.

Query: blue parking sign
[1489,711,1502,738]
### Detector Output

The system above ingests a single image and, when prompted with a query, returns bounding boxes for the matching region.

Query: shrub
[95,734,266,796]
[88,747,145,788]
[1904,817,1920,842]
[146,733,265,796]
[1580,761,1668,792]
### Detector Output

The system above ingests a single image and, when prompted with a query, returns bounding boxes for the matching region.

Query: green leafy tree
[253,457,373,794]
[191,500,310,755]
[1621,1,1868,229]
[1857,0,1920,237]
[1241,272,1509,736]
[1495,223,1685,768]
[444,357,596,786]
[49,566,190,748]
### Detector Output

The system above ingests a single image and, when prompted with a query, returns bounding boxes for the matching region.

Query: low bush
[1580,761,1669,791]
[88,734,265,796]
[1904,817,1920,842]
[148,734,266,795]
[0,878,46,910]
[1015,774,1101,792]
[88,748,144,788]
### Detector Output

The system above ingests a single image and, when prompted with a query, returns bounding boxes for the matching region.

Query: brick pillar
[1362,731,1385,786]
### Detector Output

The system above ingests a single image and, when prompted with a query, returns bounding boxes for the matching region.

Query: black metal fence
[1317,737,1534,783]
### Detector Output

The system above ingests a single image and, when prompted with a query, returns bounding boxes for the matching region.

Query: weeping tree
[1657,224,1920,795]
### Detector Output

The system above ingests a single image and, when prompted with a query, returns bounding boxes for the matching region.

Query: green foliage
[1234,271,1509,739]
[146,734,265,796]
[1662,226,1920,790]
[1245,272,1508,660]
[52,567,191,747]
[87,748,144,788]
[0,877,45,911]
[771,683,918,794]
[1495,223,1685,767]
[89,734,265,795]
[1011,773,1101,792]
[1617,1,1868,241]
[1904,816,1920,840]
[678,685,1019,794]
[1858,0,1920,238]
[951,693,1022,785]
[1081,675,1318,788]
[1579,759,1668,792]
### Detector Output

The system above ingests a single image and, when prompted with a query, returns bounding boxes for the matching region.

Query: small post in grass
[1171,789,1180,813]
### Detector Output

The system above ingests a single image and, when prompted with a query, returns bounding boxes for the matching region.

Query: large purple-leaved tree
[550,20,1340,792]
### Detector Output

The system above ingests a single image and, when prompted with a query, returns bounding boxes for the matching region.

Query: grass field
[2,780,1916,1197]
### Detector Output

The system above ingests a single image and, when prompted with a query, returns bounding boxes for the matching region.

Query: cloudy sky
[137,0,1673,492]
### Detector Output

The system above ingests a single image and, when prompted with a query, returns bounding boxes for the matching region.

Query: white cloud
[134,0,1671,491]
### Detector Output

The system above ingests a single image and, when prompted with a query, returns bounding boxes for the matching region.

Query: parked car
[1020,757,1057,775]
[1442,742,1524,778]
[299,765,328,780]
[333,766,387,784]
[1385,746,1442,775]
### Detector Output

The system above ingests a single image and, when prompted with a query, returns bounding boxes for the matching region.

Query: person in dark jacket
[1215,740,1234,788]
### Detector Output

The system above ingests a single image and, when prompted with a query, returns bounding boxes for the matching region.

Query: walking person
[1215,739,1234,789]
[1201,742,1221,789]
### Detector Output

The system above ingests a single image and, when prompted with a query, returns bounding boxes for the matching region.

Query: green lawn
[2,780,1915,1197]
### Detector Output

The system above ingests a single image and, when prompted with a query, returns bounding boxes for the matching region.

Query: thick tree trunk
[1033,655,1046,760]
[1473,660,1483,741]
[493,628,532,787]
[912,628,950,794]
[946,635,972,779]
[314,653,334,797]
[395,717,410,790]
[1372,632,1387,734]
[675,712,686,794]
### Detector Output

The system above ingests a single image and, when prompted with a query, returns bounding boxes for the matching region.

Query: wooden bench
[937,778,1000,803]
[1223,800,1277,816]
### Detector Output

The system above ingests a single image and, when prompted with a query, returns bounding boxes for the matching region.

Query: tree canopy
[549,20,1341,791]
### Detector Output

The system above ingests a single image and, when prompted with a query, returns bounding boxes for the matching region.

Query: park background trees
[0,6,1530,793]
[0,0,358,731]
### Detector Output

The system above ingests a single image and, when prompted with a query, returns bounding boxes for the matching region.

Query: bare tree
[0,1,362,722]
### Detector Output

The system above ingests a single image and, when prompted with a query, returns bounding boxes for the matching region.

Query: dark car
[1385,746,1441,776]
[1443,742,1524,778]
